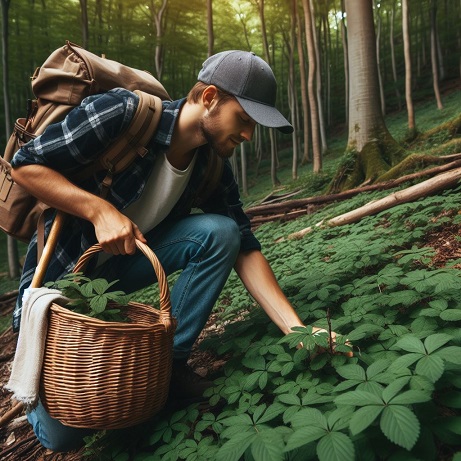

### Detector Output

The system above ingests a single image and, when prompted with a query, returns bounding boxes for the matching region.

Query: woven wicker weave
[40,240,176,429]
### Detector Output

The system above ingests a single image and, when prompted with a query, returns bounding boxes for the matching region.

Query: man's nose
[241,123,256,142]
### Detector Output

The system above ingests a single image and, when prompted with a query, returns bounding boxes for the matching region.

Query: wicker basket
[40,239,176,429]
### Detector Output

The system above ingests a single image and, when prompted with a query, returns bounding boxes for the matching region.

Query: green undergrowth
[87,185,461,460]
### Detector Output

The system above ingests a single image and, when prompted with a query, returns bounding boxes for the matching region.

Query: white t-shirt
[123,151,197,233]
[96,151,196,266]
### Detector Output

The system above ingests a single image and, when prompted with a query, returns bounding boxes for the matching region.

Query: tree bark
[430,0,443,110]
[402,0,416,133]
[1,0,20,279]
[284,167,461,241]
[207,0,214,57]
[79,0,89,49]
[389,1,402,111]
[295,0,310,164]
[302,0,322,173]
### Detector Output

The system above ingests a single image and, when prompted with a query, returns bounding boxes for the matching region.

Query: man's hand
[91,204,147,255]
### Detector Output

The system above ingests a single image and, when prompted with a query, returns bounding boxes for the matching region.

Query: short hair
[187,82,235,105]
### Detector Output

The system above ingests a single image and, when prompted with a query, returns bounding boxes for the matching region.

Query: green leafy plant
[45,272,132,322]
[79,185,461,461]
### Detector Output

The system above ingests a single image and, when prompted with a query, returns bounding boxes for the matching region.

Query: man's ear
[202,85,219,109]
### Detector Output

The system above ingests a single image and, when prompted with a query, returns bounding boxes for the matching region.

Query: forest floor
[1,222,460,460]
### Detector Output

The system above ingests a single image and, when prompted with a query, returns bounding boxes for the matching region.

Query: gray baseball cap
[198,50,293,134]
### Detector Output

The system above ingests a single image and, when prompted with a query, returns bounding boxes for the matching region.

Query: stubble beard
[199,112,236,159]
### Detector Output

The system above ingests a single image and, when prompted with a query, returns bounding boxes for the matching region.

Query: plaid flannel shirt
[11,88,260,331]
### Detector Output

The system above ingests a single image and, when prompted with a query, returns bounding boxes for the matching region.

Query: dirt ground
[1,223,460,460]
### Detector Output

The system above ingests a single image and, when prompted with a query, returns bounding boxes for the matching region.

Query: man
[11,50,339,451]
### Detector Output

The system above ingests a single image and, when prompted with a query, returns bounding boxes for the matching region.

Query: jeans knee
[206,215,240,256]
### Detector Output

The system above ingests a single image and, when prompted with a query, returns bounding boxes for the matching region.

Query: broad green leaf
[349,405,383,435]
[316,432,355,461]
[366,359,391,379]
[380,405,420,450]
[81,282,94,297]
[252,404,266,424]
[277,393,301,406]
[424,333,453,354]
[347,324,384,341]
[221,414,253,428]
[284,426,326,452]
[393,336,426,354]
[250,430,285,461]
[335,364,366,381]
[387,353,421,373]
[245,371,263,390]
[90,295,108,313]
[389,390,431,405]
[242,355,266,371]
[382,376,411,403]
[335,390,383,406]
[215,431,256,461]
[256,403,285,425]
[92,278,110,294]
[415,355,444,383]
[290,408,327,429]
[434,346,461,364]
[258,371,268,389]
[327,407,355,431]
[439,309,461,321]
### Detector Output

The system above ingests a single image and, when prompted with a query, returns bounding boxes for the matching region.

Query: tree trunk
[402,0,416,134]
[340,0,349,129]
[79,0,89,49]
[312,7,327,154]
[389,0,401,110]
[286,167,461,241]
[148,0,168,80]
[1,0,20,279]
[207,0,214,57]
[289,0,299,179]
[374,1,385,116]
[329,0,404,193]
[302,0,322,173]
[295,0,310,164]
[345,0,391,152]
[254,0,280,186]
[430,0,443,110]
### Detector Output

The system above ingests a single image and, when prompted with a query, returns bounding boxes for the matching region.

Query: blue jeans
[28,213,240,451]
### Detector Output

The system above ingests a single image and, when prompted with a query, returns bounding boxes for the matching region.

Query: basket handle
[72,239,174,332]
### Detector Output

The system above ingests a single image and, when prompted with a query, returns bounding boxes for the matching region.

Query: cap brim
[236,96,294,134]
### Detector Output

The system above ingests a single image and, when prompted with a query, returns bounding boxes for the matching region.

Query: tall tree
[329,0,404,192]
[301,0,322,173]
[295,0,310,164]
[207,0,214,57]
[80,0,89,49]
[402,0,416,134]
[1,0,20,278]
[430,0,443,109]
[389,0,402,110]
[252,0,280,186]
[144,0,168,80]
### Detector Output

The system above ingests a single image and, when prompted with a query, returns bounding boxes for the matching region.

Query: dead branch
[281,166,461,241]
[247,156,461,222]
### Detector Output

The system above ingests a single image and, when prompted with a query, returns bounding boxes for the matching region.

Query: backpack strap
[193,149,225,207]
[74,90,162,197]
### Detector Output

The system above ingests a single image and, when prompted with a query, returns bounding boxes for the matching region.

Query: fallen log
[247,157,461,220]
[280,166,461,241]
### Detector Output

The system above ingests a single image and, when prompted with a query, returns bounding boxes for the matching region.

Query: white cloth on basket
[5,287,68,409]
